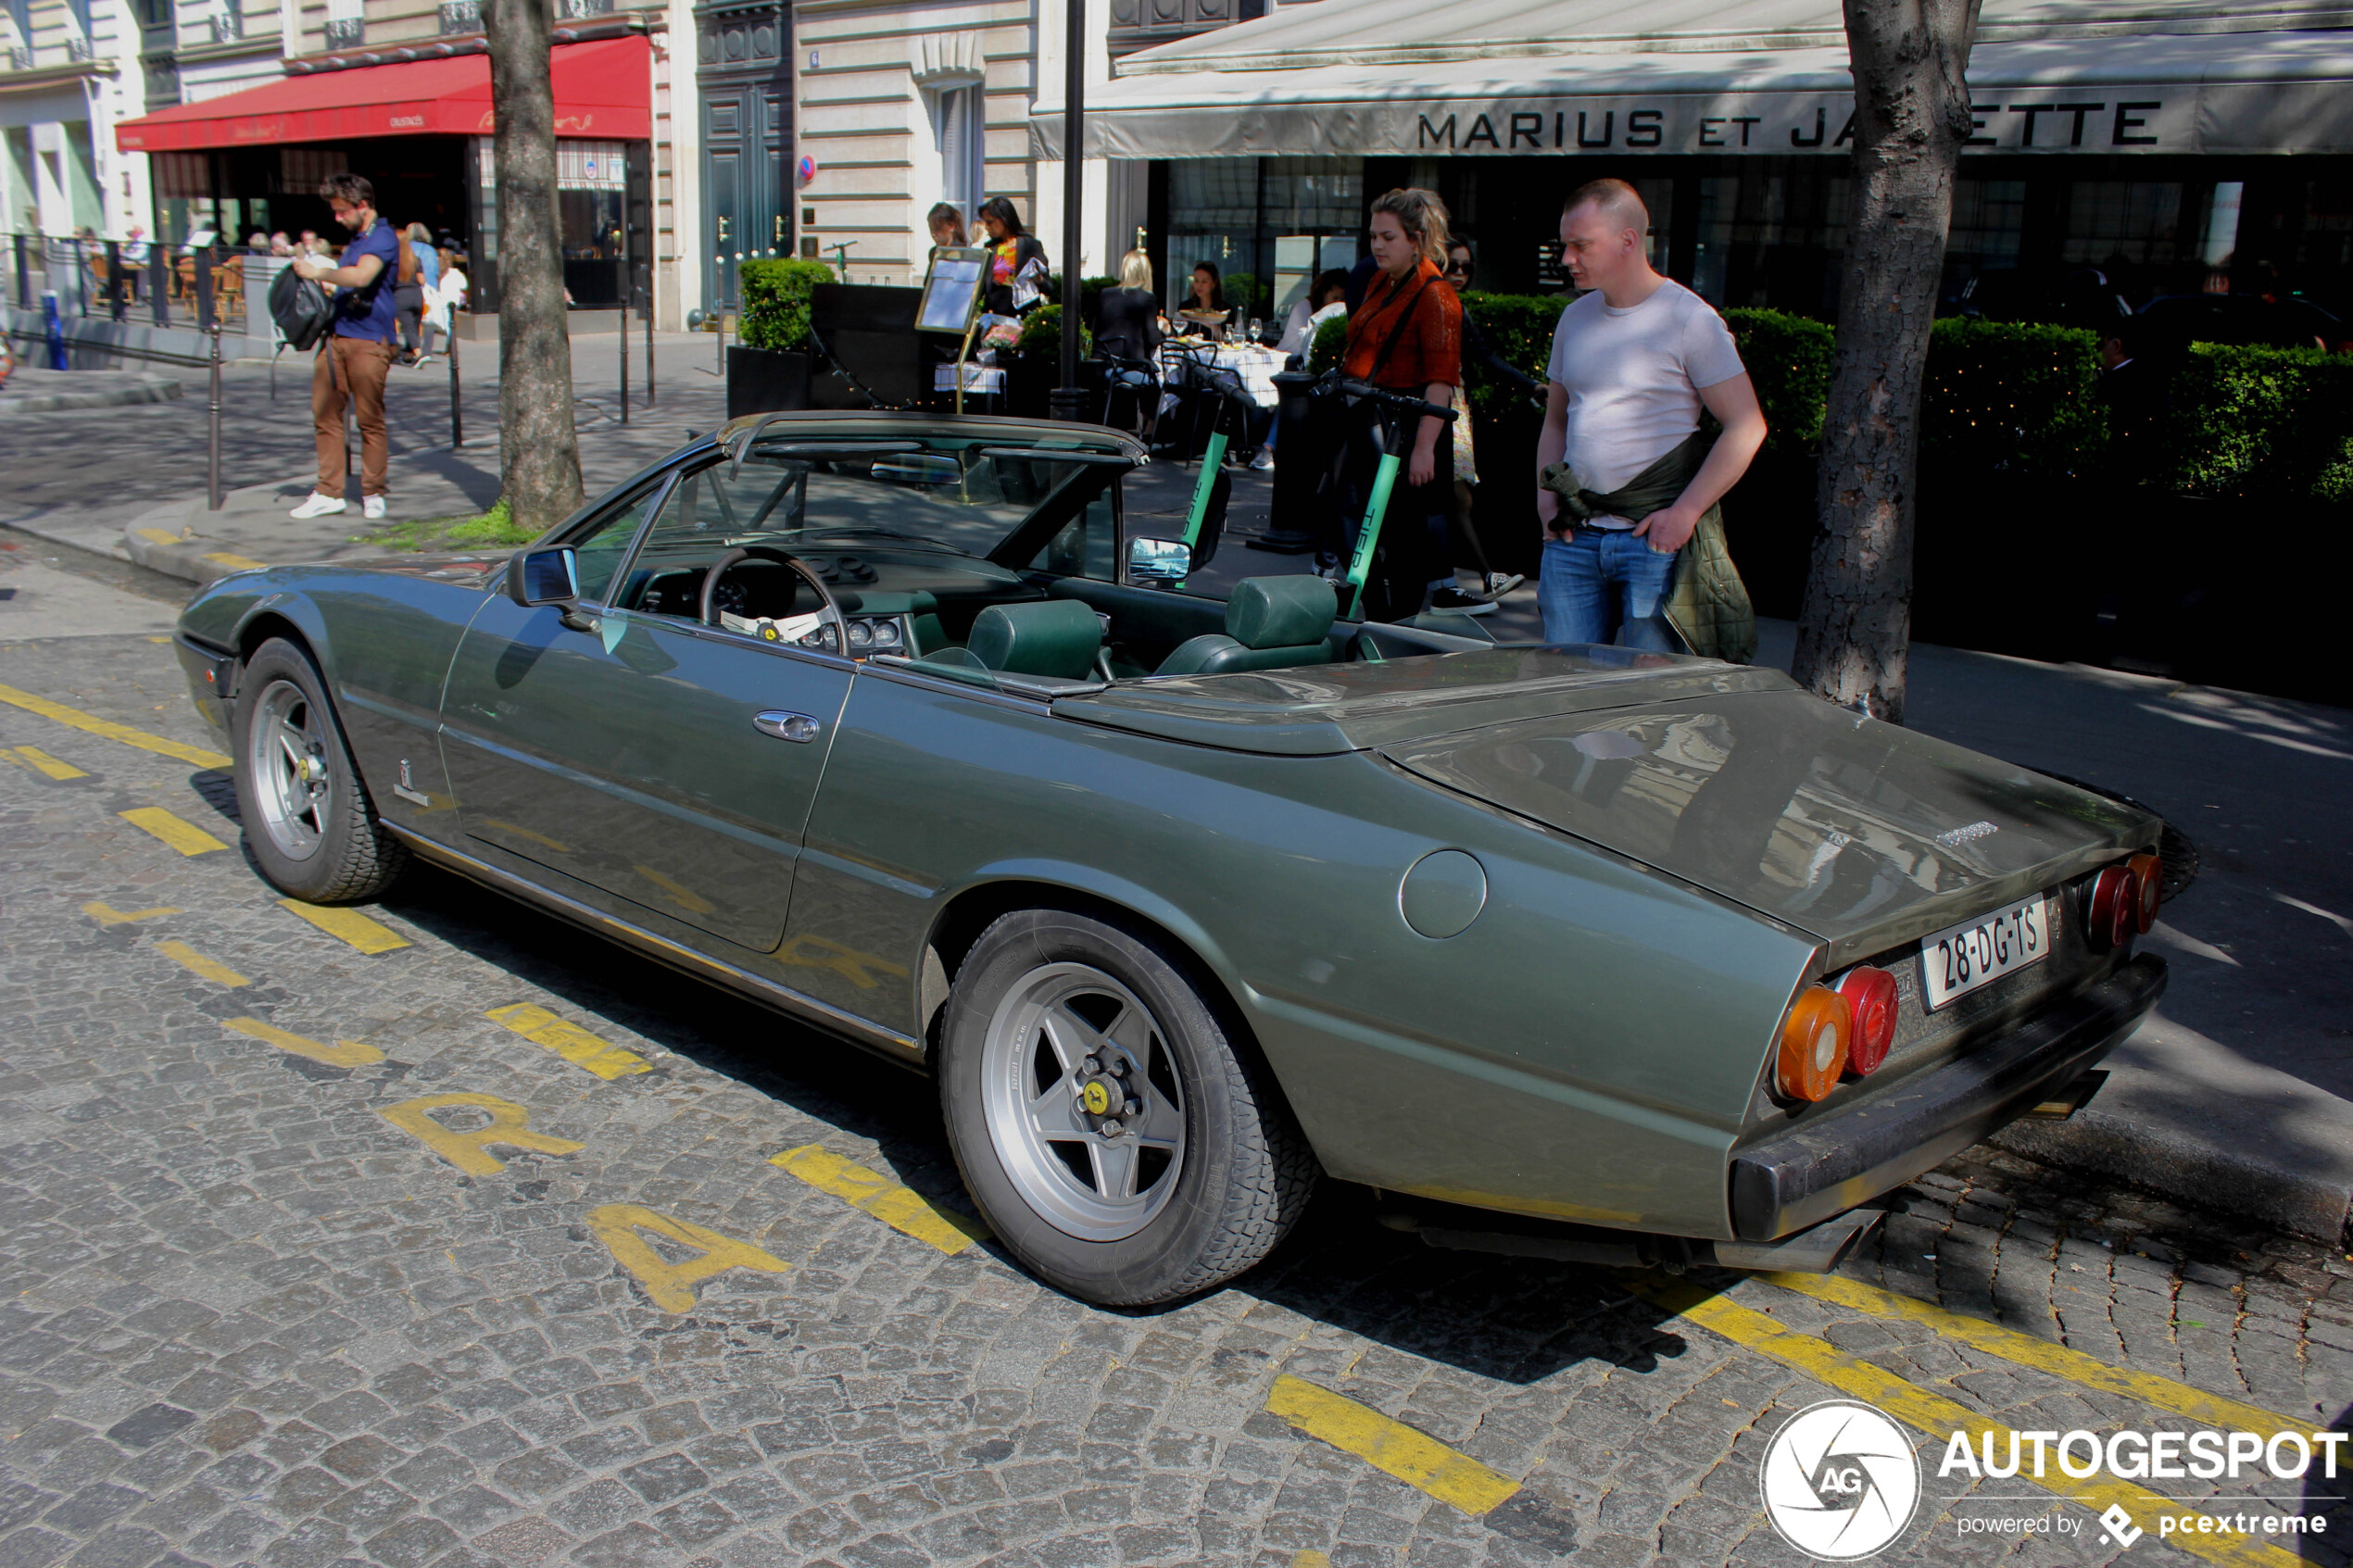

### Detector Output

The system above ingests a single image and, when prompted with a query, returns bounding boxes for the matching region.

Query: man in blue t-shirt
[288,172,399,520]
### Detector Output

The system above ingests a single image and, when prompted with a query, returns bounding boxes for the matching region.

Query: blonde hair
[1369,187,1452,270]
[1118,248,1153,292]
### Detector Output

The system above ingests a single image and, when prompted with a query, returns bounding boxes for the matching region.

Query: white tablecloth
[1162,341,1288,408]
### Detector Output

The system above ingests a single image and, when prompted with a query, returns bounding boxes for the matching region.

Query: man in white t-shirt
[1535,179,1768,648]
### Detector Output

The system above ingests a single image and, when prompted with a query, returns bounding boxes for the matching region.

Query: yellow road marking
[585,1203,789,1312]
[8,746,85,779]
[135,528,185,546]
[0,681,231,769]
[1645,1280,2306,1568]
[279,898,409,954]
[82,901,181,925]
[120,807,227,856]
[1290,1556,1334,1568]
[484,1003,652,1080]
[1764,1272,2308,1440]
[1263,1374,1520,1516]
[380,1092,586,1175]
[203,551,267,571]
[155,940,247,987]
[770,1145,990,1254]
[223,1016,383,1068]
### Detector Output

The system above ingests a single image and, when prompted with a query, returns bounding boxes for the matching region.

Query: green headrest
[968,598,1103,679]
[1227,575,1338,650]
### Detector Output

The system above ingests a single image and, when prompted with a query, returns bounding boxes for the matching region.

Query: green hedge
[1307,312,1348,376]
[1919,318,2108,486]
[1015,303,1090,364]
[1723,308,1834,454]
[737,258,836,353]
[2159,344,2353,504]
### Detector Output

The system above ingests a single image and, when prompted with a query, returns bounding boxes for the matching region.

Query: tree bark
[1792,0,1980,723]
[483,0,585,534]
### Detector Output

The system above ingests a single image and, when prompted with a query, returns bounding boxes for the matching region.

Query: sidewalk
[0,366,183,414]
[46,434,2353,1242]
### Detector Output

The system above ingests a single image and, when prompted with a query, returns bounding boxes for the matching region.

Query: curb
[120,502,276,586]
[0,373,184,415]
[1991,1012,2353,1243]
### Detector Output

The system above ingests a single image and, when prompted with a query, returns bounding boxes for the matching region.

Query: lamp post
[1048,0,1088,422]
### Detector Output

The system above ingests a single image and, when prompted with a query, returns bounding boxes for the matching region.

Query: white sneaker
[1484,571,1525,597]
[289,493,347,519]
[362,495,386,521]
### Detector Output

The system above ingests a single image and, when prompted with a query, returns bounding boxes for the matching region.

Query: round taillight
[2127,852,2162,933]
[1834,966,1900,1076]
[1777,985,1854,1102]
[2086,866,2136,951]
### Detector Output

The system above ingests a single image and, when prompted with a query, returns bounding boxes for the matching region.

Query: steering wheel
[698,546,849,653]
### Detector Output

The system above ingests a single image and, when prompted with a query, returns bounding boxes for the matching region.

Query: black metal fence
[6,232,245,333]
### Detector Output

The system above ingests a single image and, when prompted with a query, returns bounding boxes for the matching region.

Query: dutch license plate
[1920,892,2053,1010]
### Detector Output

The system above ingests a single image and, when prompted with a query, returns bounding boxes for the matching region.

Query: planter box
[726,345,812,418]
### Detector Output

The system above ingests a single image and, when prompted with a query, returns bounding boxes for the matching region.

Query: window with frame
[930,82,983,220]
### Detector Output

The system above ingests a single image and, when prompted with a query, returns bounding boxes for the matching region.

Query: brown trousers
[312,335,393,499]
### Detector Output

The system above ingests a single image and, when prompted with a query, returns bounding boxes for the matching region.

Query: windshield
[687,434,1123,559]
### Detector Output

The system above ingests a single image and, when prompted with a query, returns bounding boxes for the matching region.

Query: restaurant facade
[1035,0,2353,329]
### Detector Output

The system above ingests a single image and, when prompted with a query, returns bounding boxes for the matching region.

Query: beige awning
[1033,0,2353,159]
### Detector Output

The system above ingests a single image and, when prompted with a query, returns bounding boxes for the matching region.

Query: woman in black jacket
[978,196,1048,318]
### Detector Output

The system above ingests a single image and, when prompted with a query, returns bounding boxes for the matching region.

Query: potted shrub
[729,258,837,417]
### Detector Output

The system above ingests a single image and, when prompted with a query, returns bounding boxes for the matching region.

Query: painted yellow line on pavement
[135,528,185,547]
[279,898,409,955]
[1263,1374,1520,1516]
[155,940,247,988]
[1763,1272,2308,1440]
[770,1144,991,1254]
[119,807,227,856]
[223,1017,383,1068]
[8,746,85,779]
[204,551,267,571]
[381,1093,587,1175]
[0,681,231,770]
[82,901,181,926]
[485,1003,652,1080]
[1644,1280,2306,1568]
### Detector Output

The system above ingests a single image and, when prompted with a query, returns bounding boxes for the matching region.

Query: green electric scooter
[1318,374,1460,620]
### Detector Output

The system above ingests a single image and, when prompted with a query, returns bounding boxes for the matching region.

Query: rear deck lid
[1379,684,2157,960]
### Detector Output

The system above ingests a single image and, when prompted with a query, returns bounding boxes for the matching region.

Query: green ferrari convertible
[173,410,2170,1306]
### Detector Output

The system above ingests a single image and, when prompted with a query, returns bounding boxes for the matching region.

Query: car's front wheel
[939,908,1315,1305]
[231,636,408,903]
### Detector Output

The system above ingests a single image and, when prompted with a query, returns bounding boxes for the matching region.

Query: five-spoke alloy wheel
[230,637,408,903]
[941,908,1315,1305]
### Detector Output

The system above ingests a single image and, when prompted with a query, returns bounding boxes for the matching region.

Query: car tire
[231,636,408,904]
[939,908,1315,1306]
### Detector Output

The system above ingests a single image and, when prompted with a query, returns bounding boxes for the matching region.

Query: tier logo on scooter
[1759,1399,1921,1560]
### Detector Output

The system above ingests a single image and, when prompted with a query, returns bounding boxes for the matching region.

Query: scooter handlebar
[1312,373,1459,423]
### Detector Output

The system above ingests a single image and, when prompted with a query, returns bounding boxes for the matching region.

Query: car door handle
[753,710,822,743]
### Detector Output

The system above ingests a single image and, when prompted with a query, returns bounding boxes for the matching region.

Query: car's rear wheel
[232,636,408,903]
[939,908,1315,1305]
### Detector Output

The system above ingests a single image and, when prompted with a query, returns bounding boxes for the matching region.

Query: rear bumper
[1728,955,2168,1240]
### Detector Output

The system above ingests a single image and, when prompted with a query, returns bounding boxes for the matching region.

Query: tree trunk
[1792,0,1980,723]
[483,0,585,534]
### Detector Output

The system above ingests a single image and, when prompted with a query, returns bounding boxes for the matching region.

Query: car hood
[1378,680,2159,960]
[340,552,510,585]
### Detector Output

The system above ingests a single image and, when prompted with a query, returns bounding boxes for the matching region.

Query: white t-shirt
[1545,278,1744,526]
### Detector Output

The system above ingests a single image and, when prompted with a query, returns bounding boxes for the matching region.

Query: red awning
[114,34,649,153]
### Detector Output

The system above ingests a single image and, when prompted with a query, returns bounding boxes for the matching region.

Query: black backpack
[268,264,334,351]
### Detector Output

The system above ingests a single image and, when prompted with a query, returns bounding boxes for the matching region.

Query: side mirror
[1128,536,1191,583]
[506,546,579,608]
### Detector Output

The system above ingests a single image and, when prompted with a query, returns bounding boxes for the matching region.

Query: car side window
[563,484,662,605]
[1029,488,1120,581]
[613,457,812,621]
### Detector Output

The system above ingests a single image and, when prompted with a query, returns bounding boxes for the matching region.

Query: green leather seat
[1155,576,1339,678]
[962,598,1105,680]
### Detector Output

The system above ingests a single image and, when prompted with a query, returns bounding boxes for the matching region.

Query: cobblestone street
[4,584,2352,1567]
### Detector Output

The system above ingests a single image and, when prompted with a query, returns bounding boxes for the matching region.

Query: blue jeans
[1538,529,1679,649]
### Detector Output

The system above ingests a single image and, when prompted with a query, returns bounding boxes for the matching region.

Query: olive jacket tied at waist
[1540,430,1757,665]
